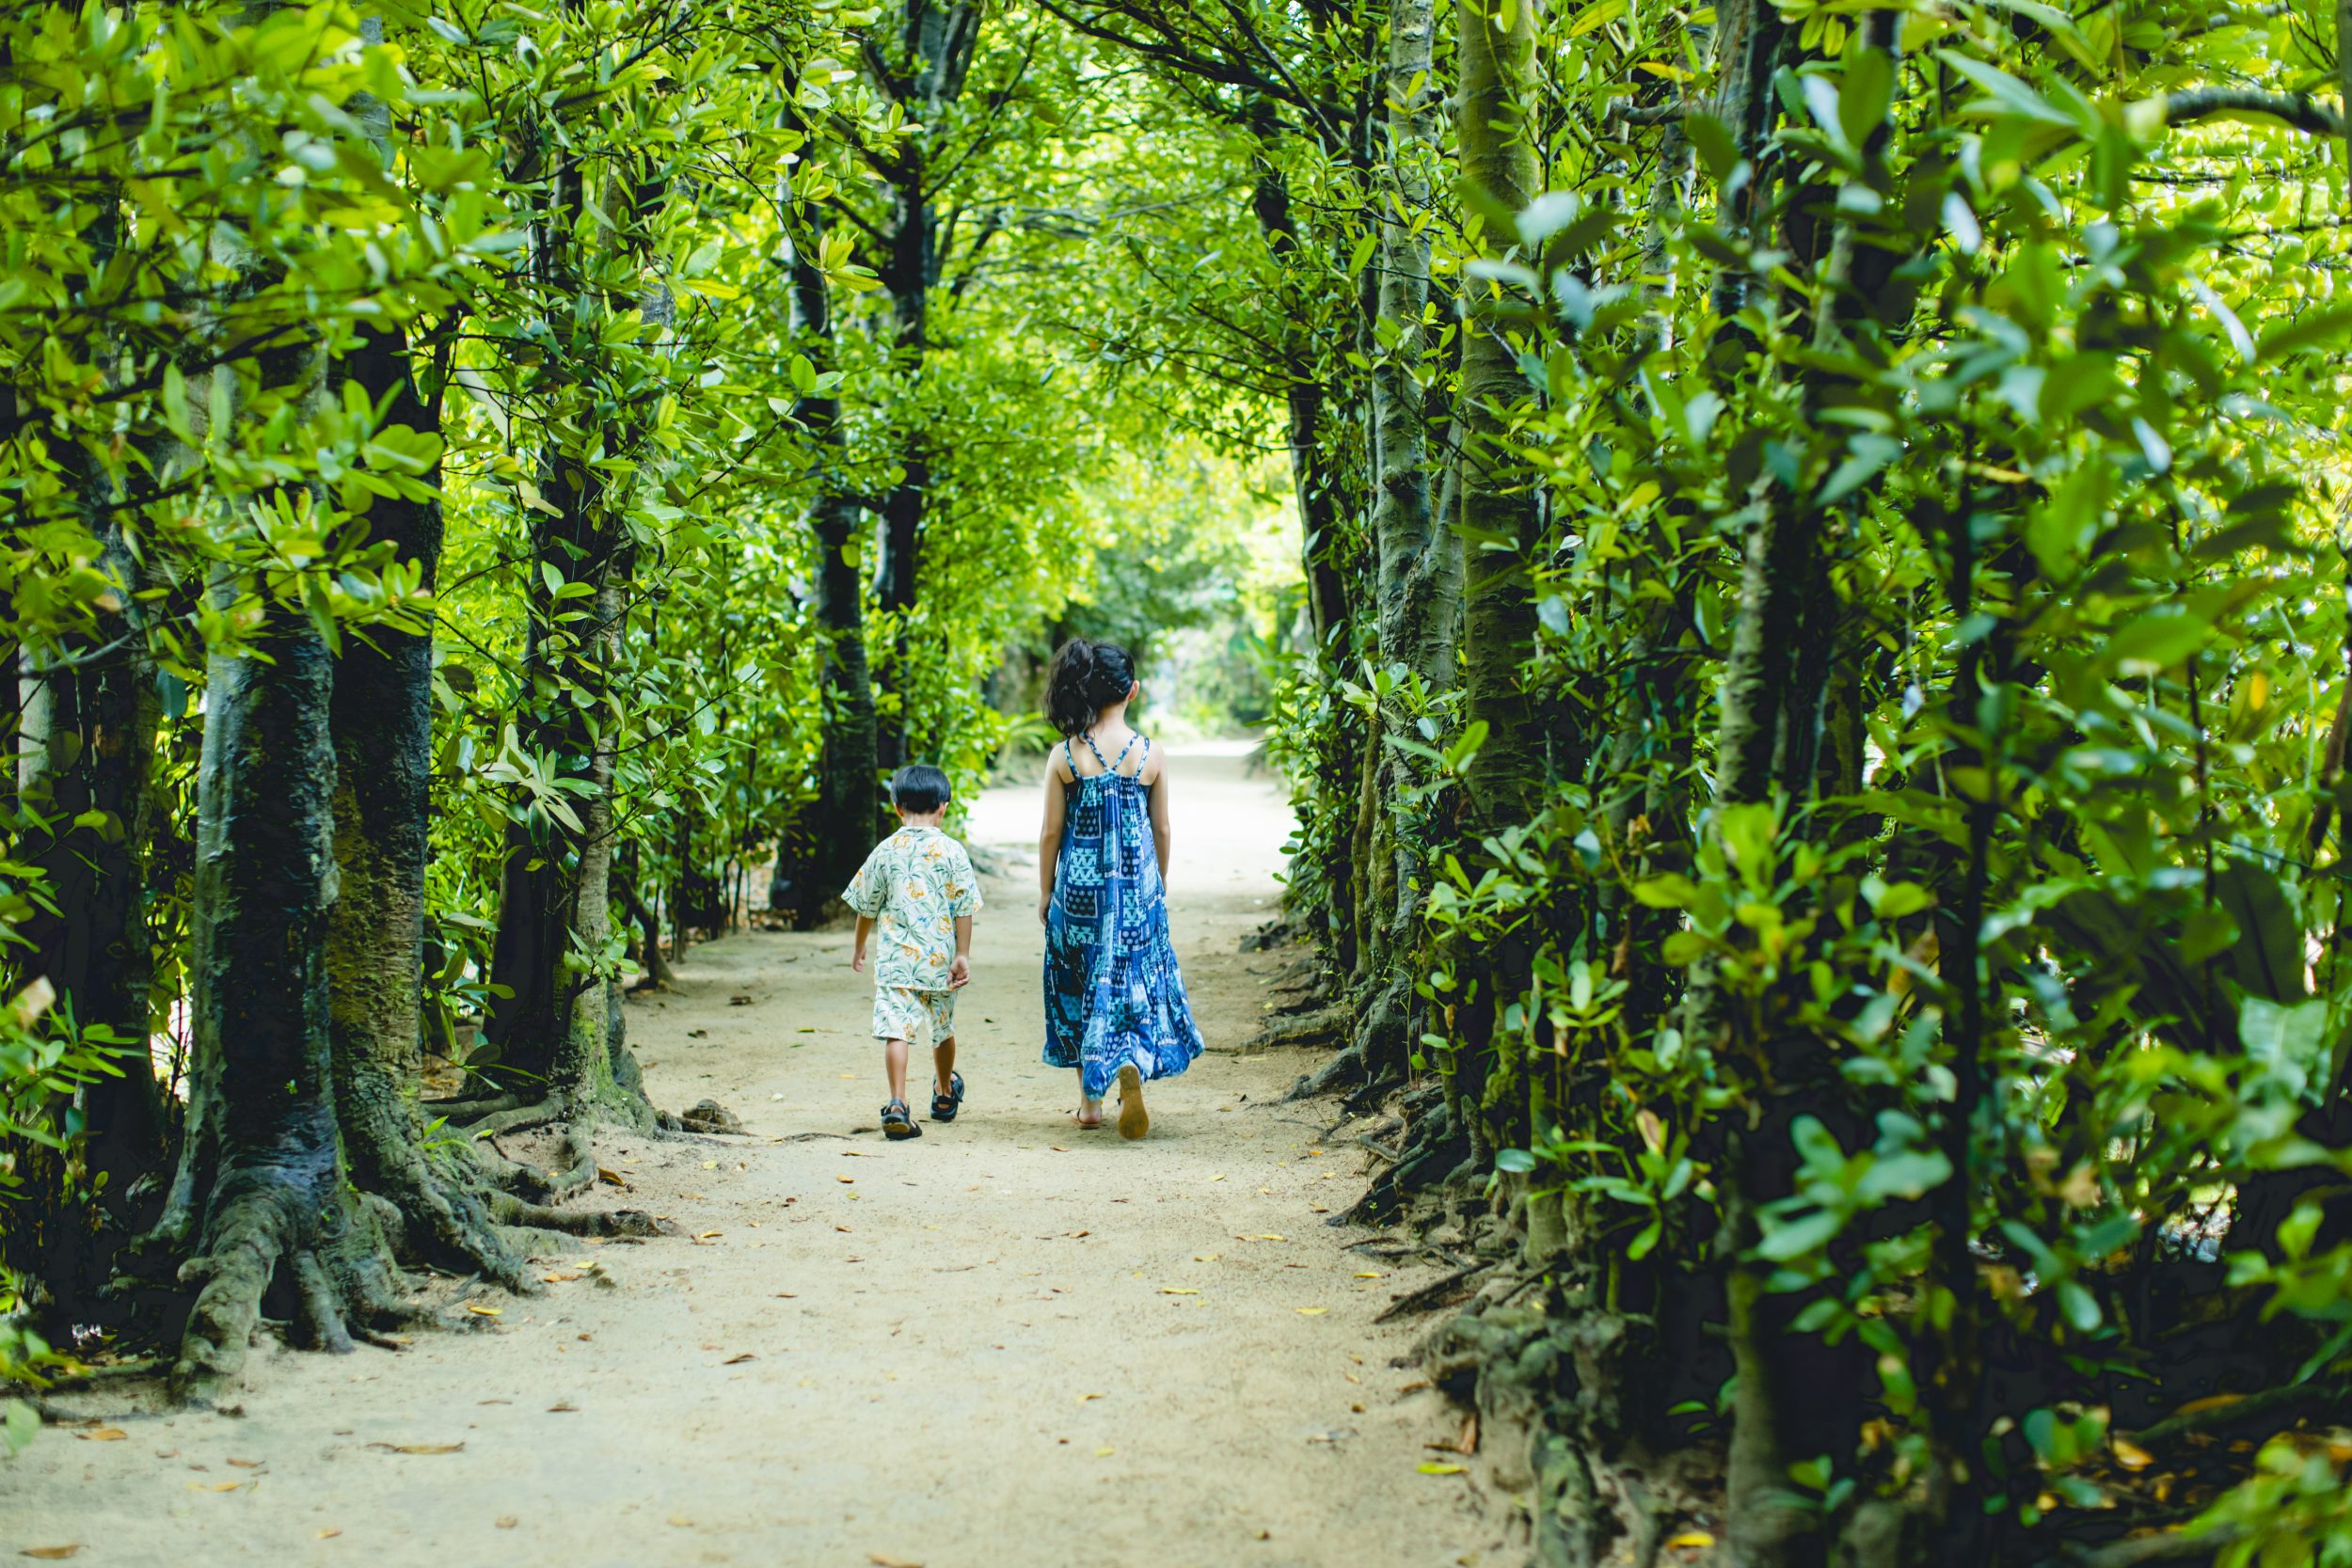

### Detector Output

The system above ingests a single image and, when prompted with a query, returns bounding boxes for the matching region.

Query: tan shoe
[1116,1063,1148,1141]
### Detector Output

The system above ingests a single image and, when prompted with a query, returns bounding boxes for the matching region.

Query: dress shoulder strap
[1110,732,1140,775]
[1062,737,1075,775]
[1079,732,1110,771]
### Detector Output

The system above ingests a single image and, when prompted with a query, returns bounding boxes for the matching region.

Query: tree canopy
[8,1,2352,1563]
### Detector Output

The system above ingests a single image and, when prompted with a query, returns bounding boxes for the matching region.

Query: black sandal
[930,1072,965,1122]
[881,1100,921,1139]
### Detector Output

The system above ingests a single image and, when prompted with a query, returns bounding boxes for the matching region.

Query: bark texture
[1355,0,1458,1081]
[795,217,882,906]
[1455,0,1547,836]
[327,312,532,1287]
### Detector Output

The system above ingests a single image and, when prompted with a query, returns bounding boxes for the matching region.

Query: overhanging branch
[2159,88,2344,137]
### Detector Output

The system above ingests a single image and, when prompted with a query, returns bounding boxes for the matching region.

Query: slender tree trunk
[872,0,980,772]
[1353,0,1454,1081]
[1455,0,1546,836]
[794,220,882,897]
[13,194,166,1230]
[19,531,164,1197]
[480,145,664,1170]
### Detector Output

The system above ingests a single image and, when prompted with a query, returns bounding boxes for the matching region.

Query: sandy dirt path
[8,746,1502,1568]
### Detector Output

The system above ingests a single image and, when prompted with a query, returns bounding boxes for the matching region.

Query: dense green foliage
[8,0,2352,1563]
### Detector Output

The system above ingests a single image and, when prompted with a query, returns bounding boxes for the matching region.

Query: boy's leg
[933,1034,956,1098]
[884,1037,911,1106]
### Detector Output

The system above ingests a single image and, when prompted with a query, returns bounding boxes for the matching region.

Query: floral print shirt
[843,827,983,991]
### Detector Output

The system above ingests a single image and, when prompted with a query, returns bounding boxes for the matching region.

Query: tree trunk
[795,217,882,904]
[479,143,663,1170]
[1454,0,1546,836]
[167,590,403,1399]
[326,309,530,1287]
[1354,0,1455,1081]
[18,526,164,1202]
[871,0,981,772]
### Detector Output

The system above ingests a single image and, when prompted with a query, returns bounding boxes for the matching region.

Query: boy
[845,765,982,1139]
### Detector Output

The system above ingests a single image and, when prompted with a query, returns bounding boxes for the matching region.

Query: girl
[1036,638,1205,1135]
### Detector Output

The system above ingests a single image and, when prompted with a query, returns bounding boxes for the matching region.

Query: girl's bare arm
[1147,751,1173,881]
[1037,752,1068,923]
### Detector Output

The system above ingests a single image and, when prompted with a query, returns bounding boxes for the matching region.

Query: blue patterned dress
[1043,733,1205,1097]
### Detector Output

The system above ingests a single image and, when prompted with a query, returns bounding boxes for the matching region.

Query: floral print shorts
[873,986,955,1045]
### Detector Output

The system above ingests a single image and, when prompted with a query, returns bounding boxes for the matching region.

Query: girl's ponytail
[1045,638,1136,736]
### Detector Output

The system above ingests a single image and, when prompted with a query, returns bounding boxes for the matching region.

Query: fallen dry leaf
[723,1353,757,1366]
[497,1516,518,1530]
[464,1303,502,1318]
[196,1481,244,1492]
[1076,1392,1104,1403]
[1094,1447,1115,1457]
[20,1548,82,1560]
[548,1402,580,1413]
[695,1231,723,1241]
[2171,1393,2246,1418]
[226,1458,263,1469]
[2113,1437,2155,1471]
[542,1272,581,1284]
[835,1174,855,1183]
[1295,1307,1328,1316]
[368,1442,465,1455]
[869,1555,925,1568]
[1418,1462,1465,1476]
[1195,1253,1220,1262]
[1666,1530,1715,1550]
[1160,1288,1199,1295]
[75,1428,127,1442]
[596,1166,628,1187]
[315,1528,341,1540]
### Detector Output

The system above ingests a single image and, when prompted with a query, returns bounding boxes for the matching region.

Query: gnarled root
[488,1196,669,1237]
[1288,1044,1365,1102]
[170,1157,401,1405]
[1241,1004,1351,1056]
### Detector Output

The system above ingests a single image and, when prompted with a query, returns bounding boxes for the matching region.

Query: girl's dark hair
[1044,639,1136,737]
[890,764,952,815]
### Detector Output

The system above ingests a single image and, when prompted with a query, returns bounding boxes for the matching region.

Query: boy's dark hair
[1045,638,1137,736]
[890,764,952,815]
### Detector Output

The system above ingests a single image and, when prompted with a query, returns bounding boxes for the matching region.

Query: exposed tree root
[1287,1042,1363,1101]
[457,1098,567,1140]
[1244,1003,1350,1054]
[486,1196,669,1237]
[1375,1259,1495,1323]
[168,1160,404,1405]
[423,1091,528,1122]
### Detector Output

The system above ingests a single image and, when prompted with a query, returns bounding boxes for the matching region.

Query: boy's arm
[851,913,874,973]
[949,914,973,988]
